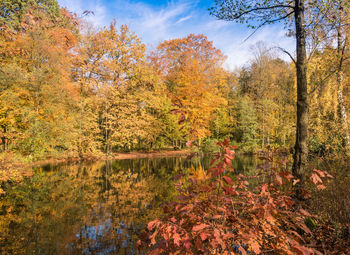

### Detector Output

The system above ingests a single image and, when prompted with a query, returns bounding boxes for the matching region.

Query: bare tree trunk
[293,0,309,200]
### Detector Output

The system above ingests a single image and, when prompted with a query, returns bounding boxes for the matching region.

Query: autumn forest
[1,0,350,254]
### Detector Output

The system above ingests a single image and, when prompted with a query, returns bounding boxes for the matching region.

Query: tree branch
[230,5,294,20]
[242,11,295,43]
[273,46,296,64]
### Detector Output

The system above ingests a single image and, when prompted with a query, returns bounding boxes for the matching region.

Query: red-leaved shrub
[138,140,332,254]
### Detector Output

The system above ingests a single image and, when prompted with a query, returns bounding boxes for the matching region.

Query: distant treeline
[0,0,349,159]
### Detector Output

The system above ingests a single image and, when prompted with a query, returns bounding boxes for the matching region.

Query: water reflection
[0,154,258,254]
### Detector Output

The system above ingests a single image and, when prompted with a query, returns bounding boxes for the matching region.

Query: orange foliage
[151,34,228,141]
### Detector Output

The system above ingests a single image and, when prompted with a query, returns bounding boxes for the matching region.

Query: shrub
[138,140,333,254]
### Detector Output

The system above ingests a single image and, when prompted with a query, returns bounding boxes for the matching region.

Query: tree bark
[293,0,309,200]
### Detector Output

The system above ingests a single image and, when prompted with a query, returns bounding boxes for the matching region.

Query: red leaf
[223,157,232,166]
[310,172,323,185]
[200,232,208,241]
[192,224,209,232]
[184,241,191,250]
[173,232,181,246]
[223,176,233,185]
[223,139,230,146]
[293,179,300,186]
[223,185,234,195]
[147,219,159,231]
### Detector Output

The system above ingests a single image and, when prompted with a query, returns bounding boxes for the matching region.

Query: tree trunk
[336,11,349,151]
[293,0,309,200]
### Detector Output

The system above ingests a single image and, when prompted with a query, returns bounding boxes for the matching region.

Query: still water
[0,155,258,254]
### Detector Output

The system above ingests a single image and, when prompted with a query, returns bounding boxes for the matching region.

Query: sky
[57,0,295,70]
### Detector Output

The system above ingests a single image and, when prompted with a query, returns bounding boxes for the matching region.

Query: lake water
[0,154,259,254]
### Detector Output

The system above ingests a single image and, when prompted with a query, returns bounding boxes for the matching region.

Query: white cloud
[175,15,192,24]
[57,0,295,69]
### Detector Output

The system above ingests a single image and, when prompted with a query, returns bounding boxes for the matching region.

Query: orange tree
[151,34,228,144]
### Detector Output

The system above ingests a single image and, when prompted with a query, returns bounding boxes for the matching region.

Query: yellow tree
[0,7,79,157]
[78,23,168,153]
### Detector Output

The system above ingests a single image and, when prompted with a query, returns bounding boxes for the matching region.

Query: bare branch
[242,11,295,43]
[272,46,296,64]
[230,5,294,20]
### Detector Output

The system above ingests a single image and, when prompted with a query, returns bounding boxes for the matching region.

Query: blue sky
[57,0,295,70]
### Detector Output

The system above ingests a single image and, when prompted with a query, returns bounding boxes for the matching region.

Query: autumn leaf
[310,172,323,185]
[293,179,300,186]
[250,241,262,254]
[200,232,209,241]
[148,219,159,231]
[192,224,209,232]
[173,232,181,246]
[222,176,233,185]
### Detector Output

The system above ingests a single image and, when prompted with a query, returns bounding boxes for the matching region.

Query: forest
[0,0,350,254]
[0,1,349,159]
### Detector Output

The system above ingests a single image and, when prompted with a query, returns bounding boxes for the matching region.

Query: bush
[138,140,334,254]
[200,138,220,153]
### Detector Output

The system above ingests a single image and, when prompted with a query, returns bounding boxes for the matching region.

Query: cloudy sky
[57,0,295,70]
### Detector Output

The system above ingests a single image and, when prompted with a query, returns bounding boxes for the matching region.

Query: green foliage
[235,96,258,149]
[200,138,220,153]
[0,0,61,30]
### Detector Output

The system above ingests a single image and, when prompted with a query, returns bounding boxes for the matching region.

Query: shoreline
[1,149,194,170]
[109,149,193,160]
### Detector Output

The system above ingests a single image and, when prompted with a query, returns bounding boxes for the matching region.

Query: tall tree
[0,0,61,30]
[152,34,228,143]
[0,4,79,157]
[210,0,309,199]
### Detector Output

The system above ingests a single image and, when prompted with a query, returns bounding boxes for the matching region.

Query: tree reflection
[0,155,257,254]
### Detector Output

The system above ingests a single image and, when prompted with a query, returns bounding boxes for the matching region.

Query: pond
[0,154,259,254]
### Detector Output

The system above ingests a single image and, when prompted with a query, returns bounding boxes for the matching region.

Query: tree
[0,0,61,30]
[210,0,309,199]
[236,96,258,149]
[316,0,350,151]
[0,4,79,157]
[152,34,228,143]
[76,23,169,153]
